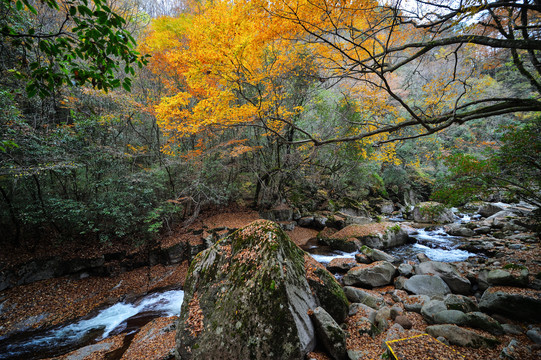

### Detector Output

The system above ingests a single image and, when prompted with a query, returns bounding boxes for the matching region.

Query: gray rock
[354,316,376,336]
[502,324,523,335]
[486,268,529,287]
[466,312,503,335]
[375,306,392,331]
[343,286,384,310]
[500,339,521,360]
[421,300,447,324]
[445,223,475,237]
[426,324,499,348]
[526,328,541,344]
[474,226,492,235]
[412,202,454,224]
[415,261,471,294]
[433,310,468,325]
[393,276,408,290]
[330,223,408,250]
[311,307,348,360]
[298,216,315,227]
[478,203,505,218]
[343,261,396,288]
[444,294,479,313]
[361,246,398,263]
[403,294,430,313]
[305,256,350,324]
[348,303,376,323]
[416,253,431,263]
[64,342,114,360]
[479,287,541,321]
[260,206,294,222]
[347,349,371,360]
[398,263,413,277]
[177,220,319,359]
[382,323,406,351]
[403,275,451,297]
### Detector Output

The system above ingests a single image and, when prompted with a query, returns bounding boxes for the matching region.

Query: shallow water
[0,289,184,360]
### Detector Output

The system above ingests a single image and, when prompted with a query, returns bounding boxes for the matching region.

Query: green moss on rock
[177,220,316,360]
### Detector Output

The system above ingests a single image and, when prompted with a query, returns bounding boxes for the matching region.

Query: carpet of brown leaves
[0,262,188,337]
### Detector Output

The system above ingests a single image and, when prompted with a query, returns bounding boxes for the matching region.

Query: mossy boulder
[176,220,346,360]
[305,255,349,323]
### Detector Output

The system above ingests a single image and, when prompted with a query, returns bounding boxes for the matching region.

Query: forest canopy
[0,0,539,246]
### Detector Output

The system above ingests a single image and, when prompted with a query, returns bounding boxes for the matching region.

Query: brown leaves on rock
[186,293,204,338]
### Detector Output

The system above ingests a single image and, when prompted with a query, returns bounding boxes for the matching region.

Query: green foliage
[0,0,148,97]
[433,117,541,207]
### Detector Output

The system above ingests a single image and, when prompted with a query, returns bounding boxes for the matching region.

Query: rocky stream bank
[0,202,540,359]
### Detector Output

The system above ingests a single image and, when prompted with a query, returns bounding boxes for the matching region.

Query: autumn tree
[262,0,541,144]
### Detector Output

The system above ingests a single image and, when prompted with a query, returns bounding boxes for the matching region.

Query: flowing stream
[0,215,478,359]
[0,289,184,360]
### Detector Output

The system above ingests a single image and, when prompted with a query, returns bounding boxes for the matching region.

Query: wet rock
[343,261,396,288]
[403,275,451,297]
[412,202,454,224]
[311,307,348,360]
[326,258,358,273]
[177,220,320,359]
[403,294,430,313]
[415,261,471,295]
[354,253,371,264]
[479,286,541,321]
[416,253,431,263]
[421,300,447,324]
[425,324,499,348]
[343,286,384,309]
[360,246,398,263]
[433,310,468,326]
[445,224,475,237]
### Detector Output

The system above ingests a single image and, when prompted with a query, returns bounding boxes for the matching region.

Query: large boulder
[479,286,541,321]
[304,255,349,323]
[412,202,454,224]
[176,220,341,359]
[403,275,451,297]
[477,203,506,218]
[415,261,471,294]
[343,261,396,288]
[327,222,408,250]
